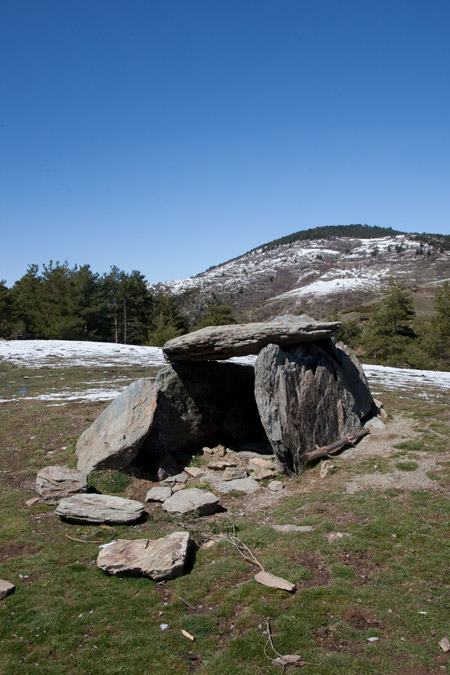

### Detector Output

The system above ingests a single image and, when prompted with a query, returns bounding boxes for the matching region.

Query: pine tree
[147,294,189,347]
[362,282,417,365]
[195,304,236,329]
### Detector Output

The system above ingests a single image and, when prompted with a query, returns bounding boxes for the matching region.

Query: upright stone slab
[76,378,157,475]
[163,316,339,362]
[254,339,374,474]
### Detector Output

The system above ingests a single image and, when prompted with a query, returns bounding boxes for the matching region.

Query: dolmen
[75,315,376,477]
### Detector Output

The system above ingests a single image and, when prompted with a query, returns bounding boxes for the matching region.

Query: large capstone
[254,339,375,474]
[163,316,339,362]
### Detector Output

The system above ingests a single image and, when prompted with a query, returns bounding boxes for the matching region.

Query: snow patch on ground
[1,340,449,404]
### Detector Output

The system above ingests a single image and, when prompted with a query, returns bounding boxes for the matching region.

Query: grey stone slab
[163,316,339,362]
[0,580,15,600]
[97,531,190,580]
[56,494,145,524]
[145,487,173,502]
[36,465,87,505]
[162,487,220,516]
[76,378,157,475]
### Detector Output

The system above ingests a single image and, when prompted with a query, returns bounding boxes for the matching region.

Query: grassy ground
[0,362,449,674]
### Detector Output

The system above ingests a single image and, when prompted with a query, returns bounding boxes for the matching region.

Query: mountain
[150,225,450,322]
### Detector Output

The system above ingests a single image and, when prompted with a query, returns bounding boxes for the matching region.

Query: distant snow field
[1,340,449,405]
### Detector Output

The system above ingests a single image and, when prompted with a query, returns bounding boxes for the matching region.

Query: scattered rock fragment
[184,466,204,478]
[272,524,313,533]
[208,460,237,470]
[439,637,450,653]
[162,488,220,516]
[326,532,350,543]
[25,497,41,507]
[213,477,260,495]
[222,466,248,481]
[162,472,188,485]
[145,487,173,503]
[56,494,145,524]
[97,531,190,580]
[36,466,87,505]
[364,417,386,430]
[0,580,15,600]
[155,455,182,481]
[268,480,284,492]
[254,570,295,593]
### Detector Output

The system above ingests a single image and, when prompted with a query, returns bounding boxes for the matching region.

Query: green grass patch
[395,461,419,471]
[87,469,132,494]
[393,440,426,452]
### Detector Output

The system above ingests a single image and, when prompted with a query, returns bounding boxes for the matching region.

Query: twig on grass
[65,532,116,544]
[264,618,320,671]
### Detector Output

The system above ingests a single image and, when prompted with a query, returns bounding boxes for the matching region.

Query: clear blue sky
[1,0,449,287]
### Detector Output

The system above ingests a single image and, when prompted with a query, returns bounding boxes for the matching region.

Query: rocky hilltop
[151,226,450,321]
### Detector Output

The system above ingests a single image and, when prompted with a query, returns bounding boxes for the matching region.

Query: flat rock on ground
[200,473,260,495]
[0,580,15,600]
[163,316,339,361]
[162,487,220,516]
[56,493,145,524]
[36,465,87,505]
[145,487,173,502]
[97,532,190,580]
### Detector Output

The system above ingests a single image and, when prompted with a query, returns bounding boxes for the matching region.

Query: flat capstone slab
[162,487,219,516]
[145,486,173,502]
[55,493,145,524]
[162,316,339,362]
[97,532,190,581]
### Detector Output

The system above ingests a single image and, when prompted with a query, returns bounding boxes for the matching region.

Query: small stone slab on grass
[145,487,172,503]
[97,532,190,580]
[162,488,219,516]
[56,494,145,524]
[223,467,248,481]
[36,466,87,505]
[0,580,15,600]
[272,524,313,533]
[214,477,260,494]
[162,472,188,485]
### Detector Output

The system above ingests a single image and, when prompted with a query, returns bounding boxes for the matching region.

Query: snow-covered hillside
[151,233,450,320]
[1,340,449,405]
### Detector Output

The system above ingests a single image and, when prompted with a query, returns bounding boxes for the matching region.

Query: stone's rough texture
[255,339,374,474]
[36,465,87,504]
[162,472,188,485]
[222,467,248,481]
[137,362,265,462]
[56,494,145,524]
[145,487,172,502]
[76,378,156,475]
[268,480,284,492]
[162,488,220,516]
[254,571,296,593]
[0,580,15,600]
[200,475,260,494]
[163,316,339,362]
[97,532,190,580]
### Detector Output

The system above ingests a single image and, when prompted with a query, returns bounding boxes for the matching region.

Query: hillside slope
[151,227,450,321]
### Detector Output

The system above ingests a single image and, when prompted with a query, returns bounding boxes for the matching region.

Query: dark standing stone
[136,361,266,463]
[254,339,374,474]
